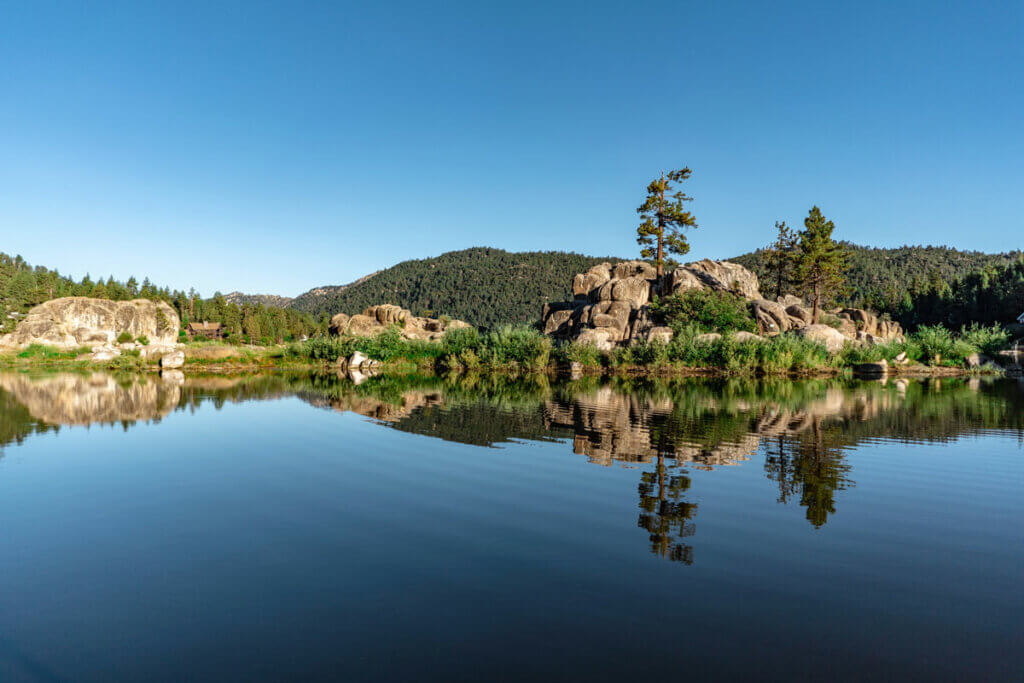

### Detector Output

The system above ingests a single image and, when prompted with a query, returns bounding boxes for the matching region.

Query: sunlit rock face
[541,258,904,348]
[0,373,180,425]
[0,297,180,350]
[329,305,471,341]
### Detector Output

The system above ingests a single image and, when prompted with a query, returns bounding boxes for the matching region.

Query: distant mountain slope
[289,271,381,312]
[731,244,1023,309]
[287,247,618,328]
[223,292,294,308]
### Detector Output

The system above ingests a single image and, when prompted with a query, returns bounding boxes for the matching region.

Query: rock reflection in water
[1,371,1021,566]
[0,372,181,427]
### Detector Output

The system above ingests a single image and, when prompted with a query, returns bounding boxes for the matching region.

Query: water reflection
[1,370,1021,565]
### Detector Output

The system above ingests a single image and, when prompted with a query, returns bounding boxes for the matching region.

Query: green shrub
[116,331,134,344]
[136,335,149,346]
[612,340,669,367]
[839,339,922,365]
[649,289,757,333]
[458,348,481,370]
[478,325,551,369]
[556,341,605,367]
[301,337,349,362]
[959,323,1010,357]
[912,325,957,364]
[664,331,830,374]
[441,327,481,357]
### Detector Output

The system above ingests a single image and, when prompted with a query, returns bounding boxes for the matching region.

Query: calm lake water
[0,371,1021,682]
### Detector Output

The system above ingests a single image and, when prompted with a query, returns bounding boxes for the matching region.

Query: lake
[0,371,1021,681]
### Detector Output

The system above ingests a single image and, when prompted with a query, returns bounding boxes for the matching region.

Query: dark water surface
[0,371,1021,682]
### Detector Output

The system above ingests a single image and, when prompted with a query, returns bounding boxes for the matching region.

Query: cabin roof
[188,321,222,331]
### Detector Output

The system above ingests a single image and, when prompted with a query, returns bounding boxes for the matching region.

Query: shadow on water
[1,369,1022,566]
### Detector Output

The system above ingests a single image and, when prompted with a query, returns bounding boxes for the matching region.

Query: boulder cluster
[0,297,180,350]
[329,304,471,341]
[0,297,186,363]
[541,259,903,352]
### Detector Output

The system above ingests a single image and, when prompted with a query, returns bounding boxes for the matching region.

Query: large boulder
[0,297,180,350]
[328,313,351,335]
[839,308,878,336]
[731,331,767,343]
[573,263,613,299]
[160,350,185,369]
[644,327,674,344]
[675,259,762,299]
[796,324,848,353]
[593,277,651,309]
[611,260,657,281]
[540,257,894,353]
[575,328,617,352]
[542,259,763,349]
[372,304,407,326]
[329,305,471,342]
[786,304,813,327]
[543,308,576,336]
[750,299,790,335]
[661,267,706,294]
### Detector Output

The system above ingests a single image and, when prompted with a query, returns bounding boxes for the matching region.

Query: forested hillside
[289,271,381,311]
[904,257,1024,328]
[0,253,321,343]
[288,248,618,327]
[732,244,1022,314]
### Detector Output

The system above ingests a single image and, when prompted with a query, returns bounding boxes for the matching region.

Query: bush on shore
[648,289,757,334]
[553,329,835,375]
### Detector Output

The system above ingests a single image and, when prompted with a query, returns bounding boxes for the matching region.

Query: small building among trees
[187,321,224,340]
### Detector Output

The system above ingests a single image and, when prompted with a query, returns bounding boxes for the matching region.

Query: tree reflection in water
[638,451,696,564]
[0,371,1021,564]
[763,422,854,528]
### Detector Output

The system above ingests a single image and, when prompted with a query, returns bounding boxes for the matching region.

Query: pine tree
[793,206,847,324]
[764,220,798,299]
[636,169,698,278]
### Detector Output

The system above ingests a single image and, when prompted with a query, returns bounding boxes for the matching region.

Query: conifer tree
[765,220,798,299]
[793,206,847,324]
[636,168,698,278]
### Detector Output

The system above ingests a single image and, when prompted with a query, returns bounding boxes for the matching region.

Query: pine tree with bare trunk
[636,169,698,278]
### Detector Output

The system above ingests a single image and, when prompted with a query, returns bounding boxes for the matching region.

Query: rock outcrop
[329,305,471,341]
[541,259,903,351]
[794,324,848,353]
[0,297,180,350]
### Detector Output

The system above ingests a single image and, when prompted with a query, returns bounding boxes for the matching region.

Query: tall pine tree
[765,220,798,299]
[794,207,847,324]
[636,169,698,277]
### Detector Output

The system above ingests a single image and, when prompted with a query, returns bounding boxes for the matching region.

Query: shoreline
[0,352,1009,380]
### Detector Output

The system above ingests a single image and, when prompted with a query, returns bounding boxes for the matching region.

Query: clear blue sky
[2,1,1021,296]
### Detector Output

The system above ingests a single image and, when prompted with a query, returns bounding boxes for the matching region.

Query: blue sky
[2,1,1021,296]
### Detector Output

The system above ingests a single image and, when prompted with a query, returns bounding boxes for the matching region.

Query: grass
[286,325,552,373]
[15,344,92,360]
[3,320,1012,377]
[552,330,836,375]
